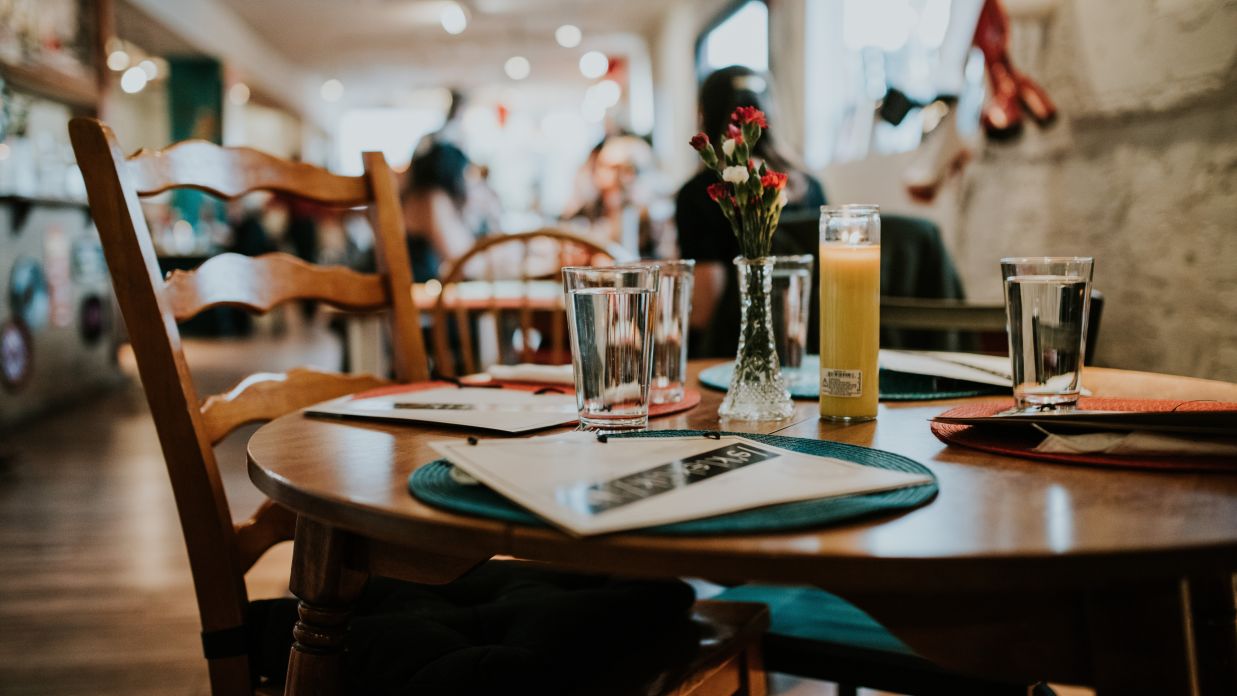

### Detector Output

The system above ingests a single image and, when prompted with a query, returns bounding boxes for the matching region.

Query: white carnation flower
[722,138,736,157]
[722,165,749,184]
[777,190,789,207]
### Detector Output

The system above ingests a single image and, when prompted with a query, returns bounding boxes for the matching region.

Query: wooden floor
[0,314,1087,696]
[0,316,326,695]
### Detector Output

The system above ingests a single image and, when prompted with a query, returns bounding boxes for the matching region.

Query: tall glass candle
[819,205,880,421]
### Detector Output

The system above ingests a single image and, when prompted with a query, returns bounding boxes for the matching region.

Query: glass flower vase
[720,257,795,420]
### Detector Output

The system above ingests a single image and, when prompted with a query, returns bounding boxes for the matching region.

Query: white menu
[306,386,578,433]
[430,433,932,537]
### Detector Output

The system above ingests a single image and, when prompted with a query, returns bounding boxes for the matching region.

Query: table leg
[284,516,368,696]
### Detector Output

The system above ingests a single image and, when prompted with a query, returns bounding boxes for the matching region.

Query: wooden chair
[70,118,767,696]
[429,228,633,376]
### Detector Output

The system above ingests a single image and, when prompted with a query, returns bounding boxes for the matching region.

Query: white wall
[953,0,1237,380]
[649,0,732,184]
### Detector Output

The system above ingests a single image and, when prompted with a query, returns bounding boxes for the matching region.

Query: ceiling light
[581,100,606,123]
[229,82,251,106]
[120,66,148,93]
[106,50,129,71]
[579,51,608,79]
[441,2,467,35]
[320,79,344,102]
[555,24,581,48]
[504,56,531,80]
[592,79,621,107]
[138,59,158,80]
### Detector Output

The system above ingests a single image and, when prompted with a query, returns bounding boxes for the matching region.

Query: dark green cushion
[713,584,914,657]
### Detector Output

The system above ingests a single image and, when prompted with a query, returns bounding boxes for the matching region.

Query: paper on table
[306,386,578,433]
[430,434,932,536]
[878,350,1012,387]
[1033,430,1237,457]
[485,363,574,385]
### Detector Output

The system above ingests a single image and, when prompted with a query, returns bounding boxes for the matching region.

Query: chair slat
[127,139,371,205]
[199,368,389,444]
[233,500,297,573]
[455,305,476,376]
[164,252,389,322]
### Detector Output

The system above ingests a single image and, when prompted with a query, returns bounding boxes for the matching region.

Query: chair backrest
[430,228,630,376]
[69,117,430,696]
[759,211,1105,362]
[881,289,1105,364]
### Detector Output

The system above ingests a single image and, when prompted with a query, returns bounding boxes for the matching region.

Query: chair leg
[741,644,767,696]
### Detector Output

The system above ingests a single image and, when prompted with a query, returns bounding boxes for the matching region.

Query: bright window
[700,1,769,75]
[335,108,444,175]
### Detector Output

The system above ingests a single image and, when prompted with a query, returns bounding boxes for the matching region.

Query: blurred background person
[564,133,671,258]
[403,128,479,282]
[676,65,827,357]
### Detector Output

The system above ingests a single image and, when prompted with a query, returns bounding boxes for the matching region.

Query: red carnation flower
[706,182,730,202]
[689,132,710,150]
[760,171,788,190]
[732,106,768,128]
[725,123,744,142]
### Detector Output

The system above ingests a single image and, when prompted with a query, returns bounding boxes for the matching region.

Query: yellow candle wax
[819,242,880,420]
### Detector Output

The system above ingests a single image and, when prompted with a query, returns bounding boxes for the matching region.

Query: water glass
[770,255,814,387]
[644,259,694,404]
[1000,257,1094,410]
[562,265,660,431]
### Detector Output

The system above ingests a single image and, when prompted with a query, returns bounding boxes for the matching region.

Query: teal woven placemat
[408,430,937,535]
[699,356,1008,402]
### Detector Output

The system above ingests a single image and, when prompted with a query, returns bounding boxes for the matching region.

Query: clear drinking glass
[562,265,660,431]
[770,255,814,388]
[1000,257,1094,410]
[638,259,694,404]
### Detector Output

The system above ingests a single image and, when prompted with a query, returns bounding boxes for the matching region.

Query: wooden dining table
[247,362,1237,696]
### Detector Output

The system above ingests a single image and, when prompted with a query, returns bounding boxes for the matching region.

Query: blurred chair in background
[429,228,631,377]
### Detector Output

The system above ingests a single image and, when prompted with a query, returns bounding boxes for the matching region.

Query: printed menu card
[307,385,578,433]
[430,433,932,536]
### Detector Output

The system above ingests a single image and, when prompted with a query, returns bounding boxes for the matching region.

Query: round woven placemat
[409,429,938,535]
[931,398,1237,473]
[698,356,1007,402]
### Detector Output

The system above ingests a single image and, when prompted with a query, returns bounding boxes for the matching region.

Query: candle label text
[822,369,863,397]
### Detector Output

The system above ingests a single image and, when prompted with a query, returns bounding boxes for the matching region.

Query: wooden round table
[248,363,1237,695]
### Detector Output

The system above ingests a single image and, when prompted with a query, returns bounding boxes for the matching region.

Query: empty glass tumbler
[770,255,814,388]
[562,265,660,431]
[1000,257,1094,410]
[644,259,694,404]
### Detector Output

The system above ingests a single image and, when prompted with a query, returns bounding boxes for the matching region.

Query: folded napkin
[1033,429,1237,457]
[485,363,574,385]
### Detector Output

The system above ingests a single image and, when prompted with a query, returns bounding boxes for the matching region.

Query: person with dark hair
[404,138,475,282]
[675,65,827,356]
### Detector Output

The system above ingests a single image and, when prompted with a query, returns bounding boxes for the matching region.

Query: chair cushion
[249,561,699,696]
[712,584,915,657]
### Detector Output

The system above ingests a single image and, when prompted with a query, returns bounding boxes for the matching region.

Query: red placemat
[349,381,701,419]
[931,398,1237,472]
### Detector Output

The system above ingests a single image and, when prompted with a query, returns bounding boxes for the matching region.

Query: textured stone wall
[953,0,1237,381]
